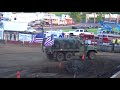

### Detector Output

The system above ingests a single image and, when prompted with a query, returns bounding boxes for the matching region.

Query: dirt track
[0,43,120,78]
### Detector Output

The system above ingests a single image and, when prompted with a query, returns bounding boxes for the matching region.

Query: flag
[30,32,44,43]
[44,34,54,47]
[44,14,54,47]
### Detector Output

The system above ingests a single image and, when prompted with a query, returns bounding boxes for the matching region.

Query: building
[86,13,120,23]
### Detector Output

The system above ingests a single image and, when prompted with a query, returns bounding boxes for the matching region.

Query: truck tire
[65,60,84,74]
[56,52,64,61]
[65,52,73,61]
[88,51,96,60]
[53,52,57,61]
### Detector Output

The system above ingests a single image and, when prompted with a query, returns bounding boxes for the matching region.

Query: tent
[2,21,28,32]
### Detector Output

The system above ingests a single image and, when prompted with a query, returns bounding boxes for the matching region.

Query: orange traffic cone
[58,62,62,68]
[82,54,85,61]
[58,62,64,69]
[17,71,20,78]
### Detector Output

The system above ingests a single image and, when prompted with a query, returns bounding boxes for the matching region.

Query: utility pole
[117,15,119,23]
[86,14,88,23]
[109,13,111,22]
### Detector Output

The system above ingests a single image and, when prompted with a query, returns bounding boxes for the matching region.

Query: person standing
[14,32,16,41]
[62,32,64,38]
[40,25,44,30]
[115,38,118,45]
[10,32,12,40]
[4,32,9,44]
[112,38,115,53]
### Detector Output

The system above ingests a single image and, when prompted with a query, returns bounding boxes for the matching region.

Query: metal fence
[97,44,120,53]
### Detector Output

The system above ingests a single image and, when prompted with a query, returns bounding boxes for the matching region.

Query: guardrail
[0,40,42,47]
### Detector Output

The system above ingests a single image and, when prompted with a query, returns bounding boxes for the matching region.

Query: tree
[69,12,81,22]
[80,13,86,21]
[96,12,103,22]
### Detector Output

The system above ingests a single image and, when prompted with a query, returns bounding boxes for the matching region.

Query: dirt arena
[0,43,120,78]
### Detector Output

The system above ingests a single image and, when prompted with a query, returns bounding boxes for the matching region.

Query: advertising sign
[19,33,32,41]
[0,28,4,39]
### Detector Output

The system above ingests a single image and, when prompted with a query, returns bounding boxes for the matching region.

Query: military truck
[43,37,97,61]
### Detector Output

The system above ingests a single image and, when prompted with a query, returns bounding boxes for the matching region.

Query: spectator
[62,32,64,38]
[115,38,118,45]
[118,32,119,34]
[6,32,9,41]
[112,39,115,53]
[113,31,115,34]
[103,31,105,33]
[10,32,12,40]
[14,32,16,41]
[40,25,44,30]
[4,32,9,44]
[85,37,88,45]
[106,30,109,34]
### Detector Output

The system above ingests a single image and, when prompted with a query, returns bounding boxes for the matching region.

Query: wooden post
[4,32,8,44]
[86,14,88,23]
[94,13,96,23]
[22,37,24,46]
[117,15,119,23]
[109,13,111,22]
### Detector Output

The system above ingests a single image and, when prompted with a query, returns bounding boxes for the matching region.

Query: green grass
[62,28,119,35]
[87,28,98,34]
[62,29,74,32]
[62,28,98,34]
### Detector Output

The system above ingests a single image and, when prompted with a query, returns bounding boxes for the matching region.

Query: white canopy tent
[2,21,28,32]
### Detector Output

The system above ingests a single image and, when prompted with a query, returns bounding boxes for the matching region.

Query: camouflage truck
[43,37,97,61]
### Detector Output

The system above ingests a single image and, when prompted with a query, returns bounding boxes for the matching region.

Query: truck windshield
[75,30,79,32]
[80,30,83,32]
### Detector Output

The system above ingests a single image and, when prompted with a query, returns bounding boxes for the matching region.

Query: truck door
[79,40,85,56]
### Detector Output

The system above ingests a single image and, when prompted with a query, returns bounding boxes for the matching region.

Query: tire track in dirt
[1,43,120,78]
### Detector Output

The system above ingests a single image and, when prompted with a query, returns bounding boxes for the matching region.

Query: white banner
[19,33,32,41]
[0,29,4,40]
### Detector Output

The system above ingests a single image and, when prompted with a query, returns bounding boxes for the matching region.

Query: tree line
[69,12,120,23]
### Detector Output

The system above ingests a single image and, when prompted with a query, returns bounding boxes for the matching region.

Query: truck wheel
[65,60,84,74]
[53,52,57,61]
[56,52,64,61]
[65,52,73,61]
[88,51,96,60]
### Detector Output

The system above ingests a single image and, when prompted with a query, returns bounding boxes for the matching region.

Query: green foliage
[51,12,70,16]
[62,28,98,34]
[76,14,81,22]
[96,12,103,22]
[69,12,81,22]
[51,12,120,23]
[89,17,94,20]
[80,13,86,21]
